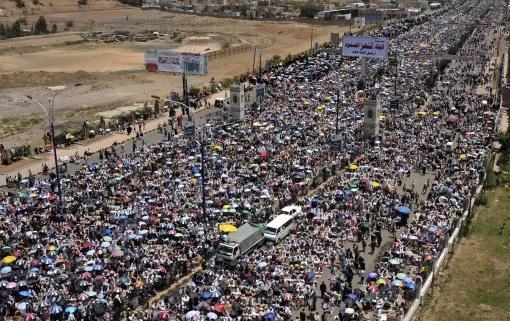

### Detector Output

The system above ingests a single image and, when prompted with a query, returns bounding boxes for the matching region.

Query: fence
[205,43,252,61]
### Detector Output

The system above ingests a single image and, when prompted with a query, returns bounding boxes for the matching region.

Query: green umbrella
[103,236,112,242]
[396,273,407,280]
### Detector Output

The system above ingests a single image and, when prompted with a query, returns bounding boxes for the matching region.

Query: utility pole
[310,26,313,51]
[259,53,262,79]
[336,89,340,134]
[394,54,398,97]
[252,47,256,74]
[199,128,206,219]
[182,73,189,116]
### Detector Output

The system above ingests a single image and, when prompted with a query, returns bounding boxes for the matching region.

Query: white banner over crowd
[144,50,208,75]
[342,36,389,59]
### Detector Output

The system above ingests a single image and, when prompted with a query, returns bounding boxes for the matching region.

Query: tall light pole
[27,96,63,211]
[27,83,81,213]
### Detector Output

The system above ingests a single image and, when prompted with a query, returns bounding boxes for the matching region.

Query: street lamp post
[27,84,81,213]
[27,96,63,211]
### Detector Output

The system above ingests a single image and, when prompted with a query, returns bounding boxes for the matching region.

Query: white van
[263,214,294,244]
[281,205,302,218]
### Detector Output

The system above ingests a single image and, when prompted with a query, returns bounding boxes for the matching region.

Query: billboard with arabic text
[144,50,208,75]
[342,36,389,59]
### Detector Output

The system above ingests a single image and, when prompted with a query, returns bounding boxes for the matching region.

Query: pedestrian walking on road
[320,281,327,298]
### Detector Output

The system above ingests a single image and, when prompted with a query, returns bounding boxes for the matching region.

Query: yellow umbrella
[316,104,325,111]
[2,256,16,264]
[303,100,310,105]
[214,144,223,151]
[417,111,427,116]
[222,204,231,209]
[376,278,386,285]
[325,96,332,101]
[379,115,386,121]
[370,181,381,187]
[174,233,183,237]
[135,279,144,288]
[47,245,57,252]
[459,154,467,160]
[348,164,358,171]
[219,224,237,233]
[432,111,440,116]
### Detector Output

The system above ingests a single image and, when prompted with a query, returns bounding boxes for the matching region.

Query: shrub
[475,193,488,206]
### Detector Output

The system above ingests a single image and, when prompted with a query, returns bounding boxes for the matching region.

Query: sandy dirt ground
[0,6,348,146]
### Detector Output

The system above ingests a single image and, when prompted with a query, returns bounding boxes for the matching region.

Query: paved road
[287,168,435,320]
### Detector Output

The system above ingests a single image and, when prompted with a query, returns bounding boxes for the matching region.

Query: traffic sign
[184,122,195,137]
[330,134,342,152]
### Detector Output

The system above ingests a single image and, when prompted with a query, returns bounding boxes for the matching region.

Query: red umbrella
[30,259,40,267]
[447,114,459,123]
[81,272,92,280]
[159,310,170,320]
[12,250,23,258]
[95,275,106,282]
[24,313,36,321]
[48,194,57,201]
[78,293,89,301]
[213,303,225,313]
[81,242,91,250]
[157,266,167,274]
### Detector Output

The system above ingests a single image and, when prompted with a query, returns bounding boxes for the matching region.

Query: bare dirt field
[0,4,348,146]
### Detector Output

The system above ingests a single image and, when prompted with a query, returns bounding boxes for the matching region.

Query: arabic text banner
[144,50,208,75]
[342,36,389,59]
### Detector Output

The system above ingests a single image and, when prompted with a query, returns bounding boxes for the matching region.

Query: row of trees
[0,16,57,39]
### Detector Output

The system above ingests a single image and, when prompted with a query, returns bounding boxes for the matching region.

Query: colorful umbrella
[218,224,237,233]
[159,310,171,319]
[2,256,17,264]
[50,305,63,314]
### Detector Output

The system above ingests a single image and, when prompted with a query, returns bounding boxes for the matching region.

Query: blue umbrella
[65,306,78,314]
[19,291,33,297]
[396,206,411,215]
[202,291,213,299]
[210,290,221,298]
[307,271,316,279]
[347,293,358,300]
[405,282,416,289]
[0,266,12,274]
[265,312,276,321]
[50,304,63,314]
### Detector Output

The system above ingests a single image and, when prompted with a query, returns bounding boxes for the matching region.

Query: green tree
[300,4,322,19]
[34,15,48,35]
[65,20,74,28]
[239,4,248,16]
[0,24,5,38]
[51,23,57,33]
[78,0,88,4]
[10,20,23,38]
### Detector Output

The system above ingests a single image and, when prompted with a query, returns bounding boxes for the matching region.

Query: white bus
[263,214,294,244]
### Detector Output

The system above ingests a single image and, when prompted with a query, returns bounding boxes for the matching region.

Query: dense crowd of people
[0,0,506,321]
